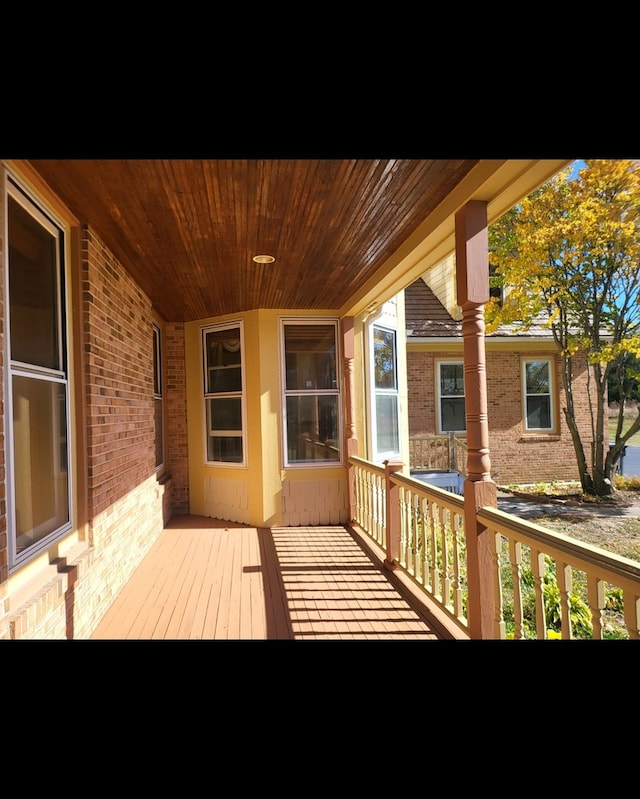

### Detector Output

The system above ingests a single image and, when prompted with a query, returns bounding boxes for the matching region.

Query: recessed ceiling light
[252,254,276,264]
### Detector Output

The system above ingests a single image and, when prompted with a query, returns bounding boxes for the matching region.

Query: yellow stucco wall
[185,309,350,528]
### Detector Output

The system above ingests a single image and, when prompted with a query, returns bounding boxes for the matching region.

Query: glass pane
[526,361,550,393]
[526,395,551,429]
[375,394,399,453]
[12,375,69,552]
[207,366,242,393]
[441,397,466,432]
[440,363,464,396]
[286,395,339,462]
[8,196,60,369]
[284,324,337,390]
[206,327,242,393]
[207,398,242,431]
[207,436,243,463]
[373,327,396,389]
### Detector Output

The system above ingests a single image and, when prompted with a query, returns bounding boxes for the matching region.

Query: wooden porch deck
[90,515,450,640]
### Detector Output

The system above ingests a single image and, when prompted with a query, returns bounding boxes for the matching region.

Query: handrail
[348,454,640,640]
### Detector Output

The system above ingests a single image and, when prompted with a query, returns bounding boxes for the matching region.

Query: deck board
[90,516,444,640]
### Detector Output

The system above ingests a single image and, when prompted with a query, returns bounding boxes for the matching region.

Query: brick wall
[407,348,594,485]
[1,226,172,638]
[165,323,189,515]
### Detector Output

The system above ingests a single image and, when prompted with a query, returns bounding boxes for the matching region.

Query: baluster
[530,549,547,640]
[431,502,442,599]
[587,577,606,640]
[355,465,363,527]
[427,499,436,592]
[376,472,384,546]
[623,591,640,640]
[419,496,428,587]
[398,485,407,567]
[361,468,369,531]
[440,506,451,609]
[408,491,417,577]
[556,562,573,639]
[492,532,506,639]
[508,539,524,640]
[451,512,464,619]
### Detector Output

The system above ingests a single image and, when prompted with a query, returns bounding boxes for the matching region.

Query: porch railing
[349,455,640,640]
[409,433,467,475]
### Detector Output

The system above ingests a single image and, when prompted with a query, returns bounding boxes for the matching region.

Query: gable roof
[405,278,462,337]
[404,278,555,340]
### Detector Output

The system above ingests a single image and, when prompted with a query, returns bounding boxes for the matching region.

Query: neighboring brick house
[405,267,594,486]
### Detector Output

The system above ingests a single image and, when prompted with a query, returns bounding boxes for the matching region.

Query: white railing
[349,455,640,640]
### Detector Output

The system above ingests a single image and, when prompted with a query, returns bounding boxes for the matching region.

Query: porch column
[455,200,497,640]
[342,317,359,522]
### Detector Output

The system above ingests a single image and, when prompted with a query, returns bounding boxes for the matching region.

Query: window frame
[522,356,555,433]
[202,319,246,467]
[280,317,342,469]
[153,322,164,472]
[436,359,467,434]
[369,322,401,461]
[5,173,73,570]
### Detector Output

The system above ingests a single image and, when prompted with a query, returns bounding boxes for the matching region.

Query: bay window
[203,321,245,464]
[281,319,341,466]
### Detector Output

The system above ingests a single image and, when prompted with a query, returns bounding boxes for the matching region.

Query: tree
[487,159,640,497]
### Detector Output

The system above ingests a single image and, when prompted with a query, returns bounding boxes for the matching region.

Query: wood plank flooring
[90,515,444,640]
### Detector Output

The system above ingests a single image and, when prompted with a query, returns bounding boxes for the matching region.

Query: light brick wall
[407,348,594,485]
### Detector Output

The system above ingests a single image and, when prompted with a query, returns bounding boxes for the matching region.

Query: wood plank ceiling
[27,159,480,322]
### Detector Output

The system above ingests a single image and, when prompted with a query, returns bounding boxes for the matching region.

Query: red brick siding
[82,228,157,515]
[165,322,189,514]
[407,348,595,485]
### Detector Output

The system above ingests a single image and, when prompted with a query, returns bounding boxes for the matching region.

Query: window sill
[518,434,560,442]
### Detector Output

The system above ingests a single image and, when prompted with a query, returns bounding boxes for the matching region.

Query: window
[371,325,400,460]
[153,323,164,470]
[281,320,341,466]
[203,321,245,464]
[437,361,466,433]
[5,177,72,568]
[523,358,554,431]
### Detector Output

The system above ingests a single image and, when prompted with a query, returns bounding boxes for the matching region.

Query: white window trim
[522,357,555,433]
[202,319,247,467]
[436,359,466,434]
[4,172,73,570]
[279,317,342,469]
[368,322,401,462]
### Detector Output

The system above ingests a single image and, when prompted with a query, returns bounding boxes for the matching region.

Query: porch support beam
[455,200,498,639]
[342,317,359,522]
